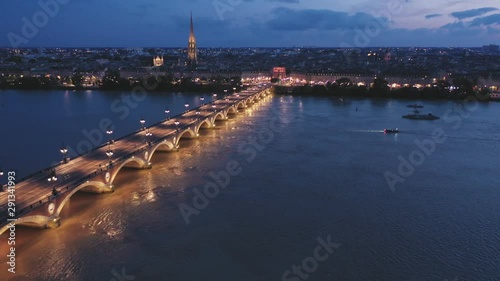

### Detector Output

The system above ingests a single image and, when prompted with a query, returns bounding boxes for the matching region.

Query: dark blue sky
[1,0,499,47]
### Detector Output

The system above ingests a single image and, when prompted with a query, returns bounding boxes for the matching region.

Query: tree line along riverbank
[274,77,495,101]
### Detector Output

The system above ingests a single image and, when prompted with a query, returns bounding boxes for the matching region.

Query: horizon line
[1,45,497,49]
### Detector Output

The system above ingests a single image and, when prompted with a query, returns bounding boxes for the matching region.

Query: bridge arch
[227,106,237,115]
[236,101,246,109]
[175,128,197,146]
[55,180,109,216]
[214,112,226,121]
[0,215,53,236]
[195,119,213,133]
[109,157,148,184]
[148,141,175,162]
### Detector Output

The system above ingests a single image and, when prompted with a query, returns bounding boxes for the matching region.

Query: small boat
[384,128,399,133]
[403,109,439,120]
[407,104,424,108]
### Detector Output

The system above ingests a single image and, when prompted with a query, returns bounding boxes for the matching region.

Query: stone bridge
[0,85,273,235]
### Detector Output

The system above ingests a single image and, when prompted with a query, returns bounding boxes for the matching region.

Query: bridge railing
[0,87,268,195]
[0,87,271,221]
[6,87,269,186]
[6,91,247,185]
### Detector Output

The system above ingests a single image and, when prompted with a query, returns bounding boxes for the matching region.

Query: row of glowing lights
[2,90,271,219]
[285,79,499,92]
[39,89,264,182]
[0,94,271,187]
[55,90,269,207]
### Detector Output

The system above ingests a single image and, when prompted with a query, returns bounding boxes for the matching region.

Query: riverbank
[0,83,241,93]
[0,75,243,93]
[274,85,496,101]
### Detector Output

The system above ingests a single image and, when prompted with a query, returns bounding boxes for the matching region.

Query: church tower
[187,13,198,66]
[153,56,164,67]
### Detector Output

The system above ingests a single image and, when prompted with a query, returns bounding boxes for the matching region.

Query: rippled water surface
[0,90,500,281]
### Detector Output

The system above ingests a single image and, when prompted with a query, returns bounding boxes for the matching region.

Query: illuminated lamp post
[140,116,146,130]
[145,129,152,146]
[106,148,114,163]
[48,169,58,196]
[60,143,68,163]
[106,127,113,144]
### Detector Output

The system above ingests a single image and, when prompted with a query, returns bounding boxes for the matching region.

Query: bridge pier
[46,216,61,229]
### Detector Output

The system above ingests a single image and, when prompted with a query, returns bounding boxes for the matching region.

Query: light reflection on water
[1,93,500,281]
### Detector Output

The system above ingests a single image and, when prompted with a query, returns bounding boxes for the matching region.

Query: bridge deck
[0,86,271,227]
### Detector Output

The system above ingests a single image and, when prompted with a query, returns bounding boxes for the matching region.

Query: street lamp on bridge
[196,111,201,122]
[47,168,58,197]
[106,127,114,145]
[140,116,146,130]
[145,129,152,146]
[200,97,205,105]
[47,169,57,182]
[174,121,180,132]
[60,143,68,163]
[106,148,114,161]
[184,103,189,112]
[105,126,114,165]
[165,109,170,120]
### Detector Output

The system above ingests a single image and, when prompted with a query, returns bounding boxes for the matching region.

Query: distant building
[483,45,499,53]
[273,67,286,79]
[242,71,271,84]
[384,49,391,61]
[153,56,164,67]
[187,13,198,66]
[490,92,500,100]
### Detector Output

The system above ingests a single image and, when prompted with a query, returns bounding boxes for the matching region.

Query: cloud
[470,13,500,27]
[425,14,442,19]
[265,8,387,31]
[450,7,498,20]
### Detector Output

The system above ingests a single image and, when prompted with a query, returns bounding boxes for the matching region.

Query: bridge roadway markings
[0,87,271,227]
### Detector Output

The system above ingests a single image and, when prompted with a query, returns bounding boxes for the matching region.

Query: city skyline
[1,0,499,48]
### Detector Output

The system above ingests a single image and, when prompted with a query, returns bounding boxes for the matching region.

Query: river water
[0,89,499,281]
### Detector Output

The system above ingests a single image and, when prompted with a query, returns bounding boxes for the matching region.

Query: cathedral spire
[187,12,197,66]
[190,12,194,37]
